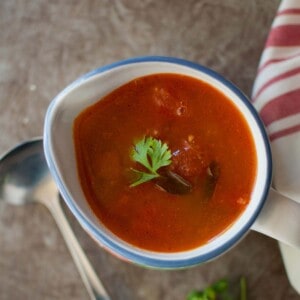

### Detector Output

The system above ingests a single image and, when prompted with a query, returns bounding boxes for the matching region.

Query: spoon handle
[46,194,111,300]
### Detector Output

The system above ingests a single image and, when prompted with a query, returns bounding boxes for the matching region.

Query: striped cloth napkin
[251,0,300,294]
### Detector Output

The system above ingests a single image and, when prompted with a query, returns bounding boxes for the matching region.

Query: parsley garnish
[130,136,172,187]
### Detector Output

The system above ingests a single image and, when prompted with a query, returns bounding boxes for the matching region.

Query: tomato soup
[73,73,257,252]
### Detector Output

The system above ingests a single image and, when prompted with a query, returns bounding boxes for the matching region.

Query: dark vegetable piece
[155,170,192,195]
[203,161,220,200]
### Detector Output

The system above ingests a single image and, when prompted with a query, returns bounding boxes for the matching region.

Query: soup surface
[73,73,257,252]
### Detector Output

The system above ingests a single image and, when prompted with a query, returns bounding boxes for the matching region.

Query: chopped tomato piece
[152,86,188,117]
[170,139,207,180]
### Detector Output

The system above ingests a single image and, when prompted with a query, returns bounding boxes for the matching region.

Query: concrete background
[1,1,299,299]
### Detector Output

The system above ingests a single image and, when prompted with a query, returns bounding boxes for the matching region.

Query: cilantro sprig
[187,279,229,300]
[187,277,247,300]
[130,136,172,187]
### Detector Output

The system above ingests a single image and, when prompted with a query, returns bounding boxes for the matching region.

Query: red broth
[73,73,257,252]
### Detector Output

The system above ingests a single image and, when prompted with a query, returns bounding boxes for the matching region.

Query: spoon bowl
[0,138,110,300]
[0,138,48,206]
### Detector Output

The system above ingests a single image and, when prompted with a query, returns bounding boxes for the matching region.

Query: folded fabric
[251,0,300,294]
[252,0,300,201]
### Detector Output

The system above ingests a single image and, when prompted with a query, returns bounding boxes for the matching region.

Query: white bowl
[43,56,272,268]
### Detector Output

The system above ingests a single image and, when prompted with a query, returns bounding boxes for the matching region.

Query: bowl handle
[251,188,300,248]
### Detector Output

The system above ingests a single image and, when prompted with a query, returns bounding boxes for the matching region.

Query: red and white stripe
[260,1,300,288]
[252,0,300,141]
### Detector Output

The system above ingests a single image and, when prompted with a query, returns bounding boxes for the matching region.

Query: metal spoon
[0,138,110,300]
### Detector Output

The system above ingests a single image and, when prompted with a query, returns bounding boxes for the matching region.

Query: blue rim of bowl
[44,56,272,269]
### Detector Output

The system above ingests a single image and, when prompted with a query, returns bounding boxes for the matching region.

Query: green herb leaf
[186,291,207,300]
[130,136,172,187]
[211,279,228,294]
[130,169,160,187]
[186,278,246,300]
[240,277,247,300]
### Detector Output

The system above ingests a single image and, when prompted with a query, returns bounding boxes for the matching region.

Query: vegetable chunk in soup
[73,73,257,252]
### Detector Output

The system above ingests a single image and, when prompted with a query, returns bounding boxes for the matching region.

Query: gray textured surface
[1,0,299,299]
